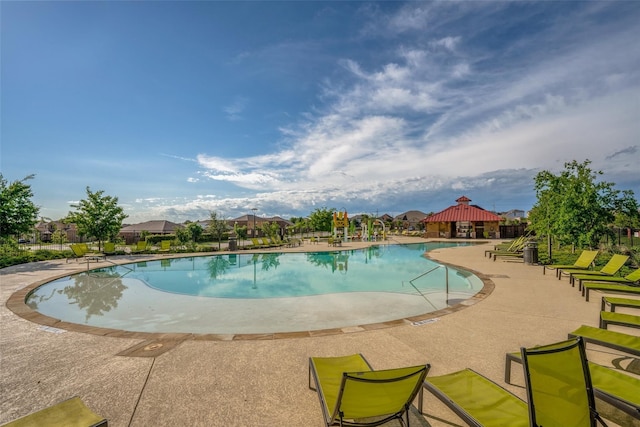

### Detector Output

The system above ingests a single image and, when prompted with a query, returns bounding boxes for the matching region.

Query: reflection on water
[28,269,127,321]
[26,242,482,333]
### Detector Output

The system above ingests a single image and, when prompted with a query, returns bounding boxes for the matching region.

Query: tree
[175,228,194,251]
[207,211,229,250]
[309,207,335,234]
[529,160,626,255]
[259,221,280,240]
[185,222,204,243]
[290,217,310,237]
[66,187,127,251]
[235,225,248,245]
[51,228,68,245]
[612,189,640,246]
[0,174,39,241]
[176,223,203,251]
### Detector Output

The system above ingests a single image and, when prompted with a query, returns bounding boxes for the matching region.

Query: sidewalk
[1,239,638,426]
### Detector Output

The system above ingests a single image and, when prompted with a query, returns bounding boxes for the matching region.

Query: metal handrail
[407,265,449,295]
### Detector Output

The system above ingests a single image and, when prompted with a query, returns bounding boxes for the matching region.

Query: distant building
[34,220,80,243]
[379,213,394,223]
[394,210,428,231]
[500,209,525,220]
[119,220,184,244]
[423,196,502,239]
[227,215,292,238]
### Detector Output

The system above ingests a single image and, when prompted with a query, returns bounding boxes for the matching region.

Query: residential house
[394,210,428,231]
[119,220,184,244]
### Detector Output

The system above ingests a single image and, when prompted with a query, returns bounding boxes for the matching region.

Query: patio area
[1,237,638,426]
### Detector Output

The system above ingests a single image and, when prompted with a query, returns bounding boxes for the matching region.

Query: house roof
[120,220,184,234]
[423,200,502,223]
[394,210,428,222]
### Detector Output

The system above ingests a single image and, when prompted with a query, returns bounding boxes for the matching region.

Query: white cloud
[130,2,640,222]
[431,36,461,52]
[223,96,248,121]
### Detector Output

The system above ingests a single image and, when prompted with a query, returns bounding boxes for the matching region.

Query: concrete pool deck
[1,237,638,426]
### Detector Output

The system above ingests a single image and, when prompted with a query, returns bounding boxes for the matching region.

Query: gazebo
[422,196,502,239]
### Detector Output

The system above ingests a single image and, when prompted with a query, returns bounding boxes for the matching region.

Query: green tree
[175,228,195,251]
[290,217,310,237]
[175,223,202,251]
[235,225,248,246]
[259,221,280,240]
[186,222,204,243]
[51,228,68,245]
[309,207,335,235]
[529,160,625,255]
[66,187,127,251]
[612,189,640,245]
[0,174,40,241]
[208,211,229,250]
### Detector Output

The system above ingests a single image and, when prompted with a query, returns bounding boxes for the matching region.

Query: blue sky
[2,1,639,224]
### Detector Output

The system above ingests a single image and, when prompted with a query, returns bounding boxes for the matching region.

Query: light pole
[251,208,257,237]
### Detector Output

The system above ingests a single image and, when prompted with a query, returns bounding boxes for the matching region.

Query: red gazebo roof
[423,199,502,222]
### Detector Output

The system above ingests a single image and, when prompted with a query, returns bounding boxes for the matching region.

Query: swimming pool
[26,243,484,334]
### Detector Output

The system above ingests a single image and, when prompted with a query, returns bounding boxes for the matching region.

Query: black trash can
[523,241,538,265]
[228,236,237,251]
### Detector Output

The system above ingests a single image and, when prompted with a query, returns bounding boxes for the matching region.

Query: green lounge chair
[103,242,116,255]
[561,254,629,285]
[583,283,640,302]
[422,368,529,427]
[575,267,640,291]
[421,337,608,427]
[67,243,87,262]
[2,396,107,426]
[261,237,277,248]
[542,250,598,277]
[568,325,640,356]
[250,238,267,249]
[308,353,429,427]
[67,244,105,263]
[158,240,171,253]
[601,296,640,312]
[130,240,148,254]
[600,311,640,331]
[484,237,524,258]
[505,352,640,420]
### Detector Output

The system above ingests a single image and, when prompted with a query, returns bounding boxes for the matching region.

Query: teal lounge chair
[600,311,640,331]
[421,337,608,427]
[2,396,107,427]
[505,352,640,420]
[583,283,640,302]
[560,254,629,285]
[308,353,429,427]
[574,267,640,291]
[568,325,640,356]
[542,250,598,278]
[601,296,640,312]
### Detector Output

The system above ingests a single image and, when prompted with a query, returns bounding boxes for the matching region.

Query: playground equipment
[333,210,349,242]
[358,218,387,242]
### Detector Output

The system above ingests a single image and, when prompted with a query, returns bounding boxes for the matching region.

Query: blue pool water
[27,243,483,334]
